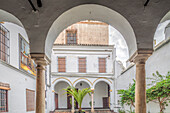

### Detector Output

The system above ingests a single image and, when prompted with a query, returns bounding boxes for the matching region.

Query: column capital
[129,49,153,64]
[91,88,94,93]
[30,53,51,66]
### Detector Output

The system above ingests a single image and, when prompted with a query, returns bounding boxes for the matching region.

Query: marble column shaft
[91,89,94,113]
[36,64,46,113]
[135,61,146,113]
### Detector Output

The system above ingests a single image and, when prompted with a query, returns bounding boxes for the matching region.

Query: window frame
[78,57,87,73]
[26,89,35,111]
[98,57,107,73]
[18,33,37,76]
[0,24,10,63]
[65,29,77,45]
[57,56,66,73]
[0,89,8,112]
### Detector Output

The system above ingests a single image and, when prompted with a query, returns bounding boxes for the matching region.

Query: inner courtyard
[0,1,170,113]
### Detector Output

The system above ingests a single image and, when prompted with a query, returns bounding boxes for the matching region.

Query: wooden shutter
[58,57,66,72]
[79,58,86,73]
[99,58,106,73]
[26,89,35,111]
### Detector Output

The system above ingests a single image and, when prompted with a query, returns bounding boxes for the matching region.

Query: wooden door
[55,93,58,110]
[67,93,72,109]
[103,97,109,108]
[75,88,78,109]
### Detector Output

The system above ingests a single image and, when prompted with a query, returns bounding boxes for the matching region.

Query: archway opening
[54,81,71,110]
[75,81,91,109]
[48,4,137,112]
[51,19,122,111]
[154,10,170,47]
[94,81,111,109]
[45,4,137,60]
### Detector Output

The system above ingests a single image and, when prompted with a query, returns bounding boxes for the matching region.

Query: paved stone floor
[53,109,115,113]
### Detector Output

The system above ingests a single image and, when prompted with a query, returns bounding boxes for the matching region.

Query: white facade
[49,44,116,112]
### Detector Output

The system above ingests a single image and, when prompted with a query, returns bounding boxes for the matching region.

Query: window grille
[79,57,86,73]
[66,30,77,44]
[58,57,66,72]
[0,24,10,63]
[0,89,8,112]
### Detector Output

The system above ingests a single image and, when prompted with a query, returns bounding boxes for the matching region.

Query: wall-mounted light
[37,0,42,7]
[80,83,82,86]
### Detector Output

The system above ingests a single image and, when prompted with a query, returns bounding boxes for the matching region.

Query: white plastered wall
[0,23,36,113]
[116,39,170,112]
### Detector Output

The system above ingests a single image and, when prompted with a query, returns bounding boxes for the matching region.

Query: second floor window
[58,57,66,72]
[19,34,37,76]
[78,57,86,73]
[66,30,77,44]
[0,24,9,63]
[99,58,106,73]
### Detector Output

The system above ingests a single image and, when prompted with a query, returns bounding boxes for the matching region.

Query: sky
[154,20,170,45]
[109,20,170,67]
[109,26,129,67]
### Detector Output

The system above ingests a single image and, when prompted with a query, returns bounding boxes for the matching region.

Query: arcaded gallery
[0,1,170,113]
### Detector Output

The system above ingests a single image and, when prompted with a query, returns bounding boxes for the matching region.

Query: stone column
[31,54,50,113]
[91,88,94,113]
[129,49,152,113]
[36,64,46,113]
[71,96,75,113]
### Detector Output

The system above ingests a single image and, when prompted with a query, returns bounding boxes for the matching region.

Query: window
[66,30,77,44]
[79,57,86,73]
[58,57,66,72]
[99,58,106,73]
[0,24,10,63]
[0,89,8,112]
[19,34,37,76]
[26,89,35,111]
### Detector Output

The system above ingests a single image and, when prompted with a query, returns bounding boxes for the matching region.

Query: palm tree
[64,86,92,112]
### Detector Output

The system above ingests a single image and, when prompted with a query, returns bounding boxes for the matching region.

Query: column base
[91,108,95,113]
[71,109,75,113]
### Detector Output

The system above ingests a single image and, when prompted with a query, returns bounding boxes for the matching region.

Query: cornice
[51,72,114,79]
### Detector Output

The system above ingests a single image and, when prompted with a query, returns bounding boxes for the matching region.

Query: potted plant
[64,86,92,113]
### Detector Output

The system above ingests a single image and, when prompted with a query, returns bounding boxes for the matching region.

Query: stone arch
[160,11,170,39]
[93,77,112,89]
[160,11,170,23]
[165,23,170,40]
[45,4,137,58]
[0,9,23,27]
[73,77,93,88]
[154,10,170,45]
[52,77,73,90]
